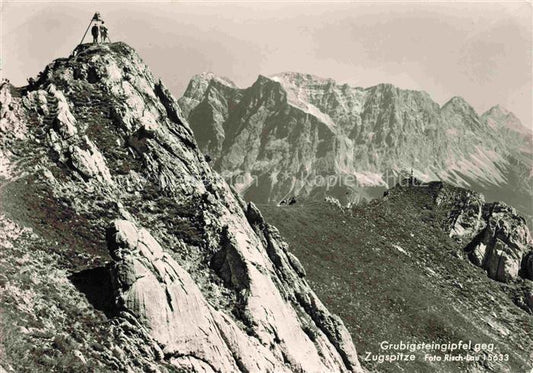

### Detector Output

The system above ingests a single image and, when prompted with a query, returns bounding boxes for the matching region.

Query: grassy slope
[260,186,532,373]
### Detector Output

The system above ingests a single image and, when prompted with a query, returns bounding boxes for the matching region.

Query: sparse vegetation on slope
[260,184,533,373]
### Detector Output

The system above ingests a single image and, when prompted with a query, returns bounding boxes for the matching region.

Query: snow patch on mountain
[270,74,337,130]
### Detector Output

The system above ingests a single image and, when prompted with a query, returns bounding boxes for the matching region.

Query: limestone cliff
[435,183,533,283]
[178,72,532,211]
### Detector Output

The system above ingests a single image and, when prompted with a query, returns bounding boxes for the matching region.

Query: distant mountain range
[178,72,532,212]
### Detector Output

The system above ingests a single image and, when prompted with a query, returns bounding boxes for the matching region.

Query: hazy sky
[1,1,531,127]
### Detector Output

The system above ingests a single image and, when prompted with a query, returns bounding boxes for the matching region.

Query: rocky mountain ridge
[178,72,532,209]
[0,43,362,372]
[387,180,533,284]
[260,180,533,373]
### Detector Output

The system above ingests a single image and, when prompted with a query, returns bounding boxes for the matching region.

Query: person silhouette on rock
[91,23,99,43]
[100,21,109,43]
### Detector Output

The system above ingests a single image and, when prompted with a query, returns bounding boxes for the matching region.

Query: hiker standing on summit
[100,21,109,43]
[91,23,99,43]
[73,12,110,54]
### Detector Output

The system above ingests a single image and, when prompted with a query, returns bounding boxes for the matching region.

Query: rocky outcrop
[434,183,533,283]
[0,83,27,179]
[106,217,361,372]
[107,219,290,372]
[385,181,532,284]
[0,43,363,372]
[435,184,487,238]
[469,203,532,282]
[69,137,113,183]
[0,83,27,140]
[178,72,532,206]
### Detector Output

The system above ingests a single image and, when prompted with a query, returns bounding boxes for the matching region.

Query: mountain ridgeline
[0,43,362,372]
[1,41,532,373]
[178,72,532,214]
[260,180,533,373]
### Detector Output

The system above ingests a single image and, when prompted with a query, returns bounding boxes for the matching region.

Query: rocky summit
[178,72,532,213]
[0,43,362,372]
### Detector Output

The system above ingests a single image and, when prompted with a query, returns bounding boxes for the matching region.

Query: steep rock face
[107,219,290,372]
[181,73,242,159]
[465,203,533,283]
[424,182,533,283]
[179,72,532,206]
[0,43,362,372]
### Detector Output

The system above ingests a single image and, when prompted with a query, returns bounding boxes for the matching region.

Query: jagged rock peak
[269,71,337,86]
[485,104,512,116]
[184,72,238,94]
[482,104,518,125]
[2,41,363,372]
[442,95,478,114]
[483,104,532,135]
[364,83,435,102]
[33,42,150,88]
[180,72,240,119]
[192,71,237,87]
